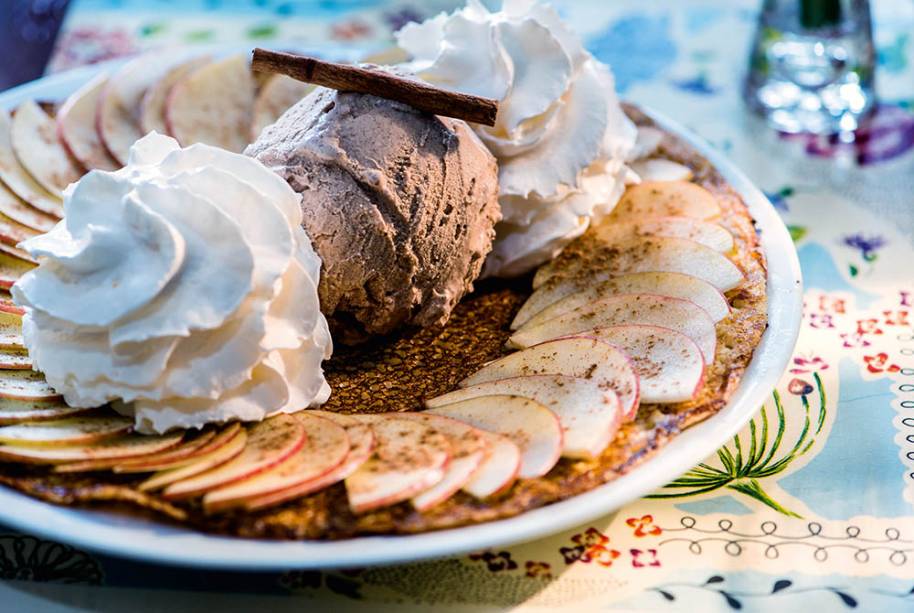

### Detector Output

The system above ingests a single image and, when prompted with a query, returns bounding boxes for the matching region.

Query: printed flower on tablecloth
[789,355,829,374]
[48,26,139,72]
[788,377,814,396]
[842,233,887,262]
[560,527,621,567]
[468,551,517,572]
[524,561,552,579]
[626,514,662,537]
[331,19,372,41]
[384,7,424,32]
[863,352,901,374]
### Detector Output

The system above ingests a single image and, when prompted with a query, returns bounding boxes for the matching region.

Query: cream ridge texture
[397,0,639,277]
[12,133,332,433]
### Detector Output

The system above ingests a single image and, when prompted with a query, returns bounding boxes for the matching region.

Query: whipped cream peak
[13,133,332,433]
[397,0,638,277]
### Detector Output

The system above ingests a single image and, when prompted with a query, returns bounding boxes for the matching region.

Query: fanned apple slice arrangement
[0,172,747,516]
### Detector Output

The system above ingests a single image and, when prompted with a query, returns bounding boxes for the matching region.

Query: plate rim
[0,61,803,571]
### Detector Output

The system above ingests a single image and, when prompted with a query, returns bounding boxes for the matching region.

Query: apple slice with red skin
[0,398,94,426]
[140,56,211,136]
[426,395,563,479]
[242,411,375,512]
[0,251,35,289]
[0,349,31,370]
[0,414,132,447]
[10,100,81,202]
[462,429,521,499]
[463,337,640,421]
[587,325,706,404]
[0,210,40,250]
[57,73,120,171]
[0,370,60,401]
[396,412,488,511]
[0,178,57,233]
[428,374,623,458]
[139,426,247,492]
[515,271,729,331]
[0,294,23,316]
[508,294,718,363]
[161,414,306,500]
[202,413,350,513]
[591,216,734,254]
[0,110,62,224]
[533,236,744,292]
[630,158,693,182]
[0,241,35,265]
[611,180,720,220]
[54,427,218,473]
[166,55,256,152]
[344,414,450,514]
[112,423,236,473]
[0,431,183,464]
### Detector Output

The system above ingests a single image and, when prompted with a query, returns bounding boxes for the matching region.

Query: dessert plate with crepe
[0,2,801,569]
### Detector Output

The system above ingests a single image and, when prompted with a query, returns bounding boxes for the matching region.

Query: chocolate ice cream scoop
[246,87,500,343]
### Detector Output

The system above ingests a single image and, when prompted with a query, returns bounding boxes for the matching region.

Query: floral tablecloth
[2,1,914,610]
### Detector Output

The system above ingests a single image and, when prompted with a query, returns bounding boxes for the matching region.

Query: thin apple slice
[0,209,39,249]
[462,429,521,498]
[0,398,93,425]
[428,375,622,459]
[612,180,720,220]
[0,415,132,447]
[250,74,315,140]
[0,370,60,401]
[630,158,693,182]
[509,293,717,362]
[0,349,31,370]
[0,293,23,316]
[139,427,247,491]
[0,110,63,221]
[0,431,182,464]
[463,337,640,420]
[0,241,35,265]
[588,325,706,403]
[140,55,212,136]
[397,412,488,511]
[427,395,562,479]
[592,216,734,254]
[55,427,218,473]
[161,414,306,499]
[0,251,35,289]
[0,173,57,233]
[166,54,256,152]
[113,424,235,473]
[520,271,729,332]
[10,100,81,202]
[57,73,119,171]
[533,236,744,292]
[0,311,23,350]
[344,415,450,513]
[243,411,375,511]
[202,413,349,513]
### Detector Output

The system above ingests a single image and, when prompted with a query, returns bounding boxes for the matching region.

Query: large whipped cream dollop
[12,133,332,433]
[397,0,638,277]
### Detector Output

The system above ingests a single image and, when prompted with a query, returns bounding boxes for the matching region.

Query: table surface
[2,1,914,611]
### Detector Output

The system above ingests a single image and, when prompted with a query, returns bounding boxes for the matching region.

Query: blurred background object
[0,0,70,90]
[745,0,876,134]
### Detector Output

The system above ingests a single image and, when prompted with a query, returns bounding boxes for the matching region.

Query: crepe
[0,107,768,539]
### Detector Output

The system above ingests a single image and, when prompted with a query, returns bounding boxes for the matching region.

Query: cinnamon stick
[251,48,499,126]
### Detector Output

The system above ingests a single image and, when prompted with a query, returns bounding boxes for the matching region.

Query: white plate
[0,57,802,571]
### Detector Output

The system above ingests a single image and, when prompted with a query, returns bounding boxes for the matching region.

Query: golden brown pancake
[0,106,768,539]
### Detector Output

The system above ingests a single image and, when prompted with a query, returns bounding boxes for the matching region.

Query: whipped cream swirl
[13,133,332,433]
[397,0,638,276]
